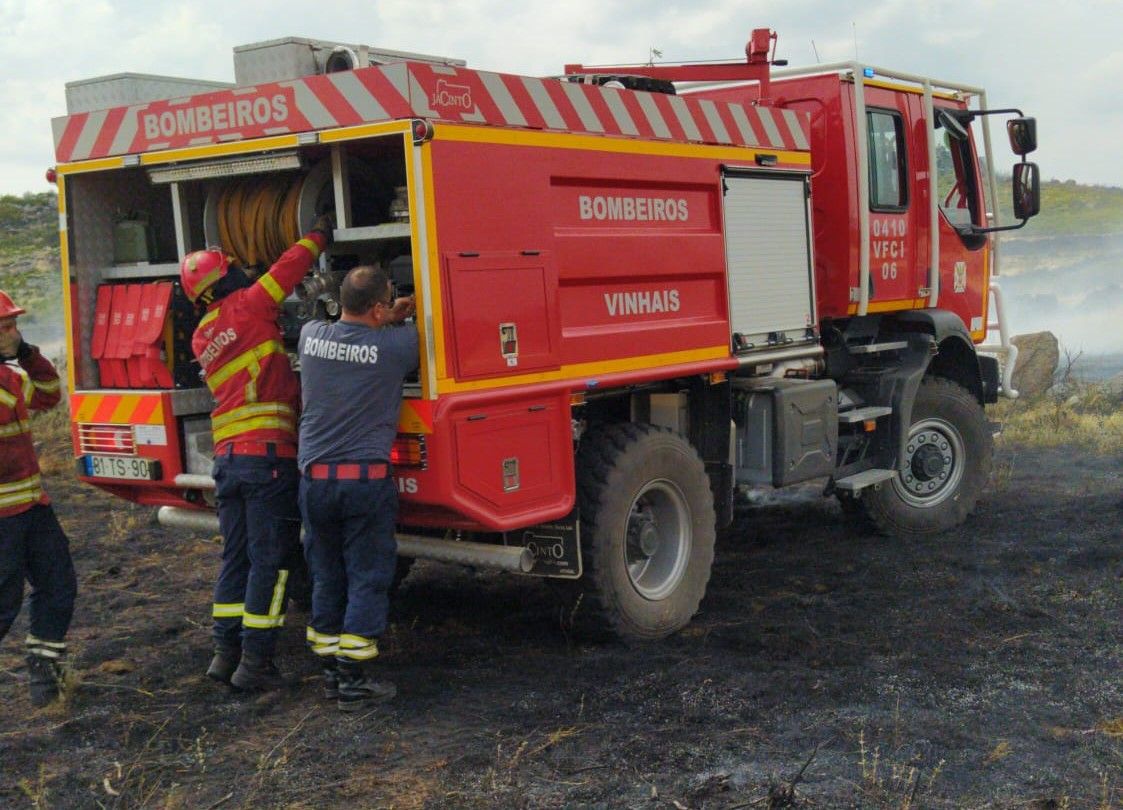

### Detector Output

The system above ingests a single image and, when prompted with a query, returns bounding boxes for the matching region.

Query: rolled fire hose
[215,174,304,268]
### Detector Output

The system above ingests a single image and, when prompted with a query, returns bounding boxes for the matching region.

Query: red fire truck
[50,31,1039,639]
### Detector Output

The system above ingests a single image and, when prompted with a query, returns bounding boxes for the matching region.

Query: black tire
[855,376,992,537]
[576,423,716,640]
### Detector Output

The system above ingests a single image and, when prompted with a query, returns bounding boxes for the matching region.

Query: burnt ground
[1,425,1121,808]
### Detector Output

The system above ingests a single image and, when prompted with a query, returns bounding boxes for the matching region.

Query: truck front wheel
[855,376,992,536]
[576,423,716,640]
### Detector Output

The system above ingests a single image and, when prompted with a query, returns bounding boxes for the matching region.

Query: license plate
[507,510,582,579]
[84,454,158,481]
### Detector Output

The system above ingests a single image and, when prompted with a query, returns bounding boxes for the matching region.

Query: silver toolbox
[233,37,465,85]
[65,73,233,114]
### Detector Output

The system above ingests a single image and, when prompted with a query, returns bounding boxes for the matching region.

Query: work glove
[311,213,336,247]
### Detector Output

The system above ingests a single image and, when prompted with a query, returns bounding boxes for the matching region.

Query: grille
[78,423,136,455]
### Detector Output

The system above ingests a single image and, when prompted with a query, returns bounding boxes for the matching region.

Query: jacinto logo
[431,80,473,111]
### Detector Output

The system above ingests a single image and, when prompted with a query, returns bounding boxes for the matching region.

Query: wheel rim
[892,416,966,508]
[624,479,692,601]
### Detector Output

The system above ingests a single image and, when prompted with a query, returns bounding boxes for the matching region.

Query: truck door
[863,92,922,308]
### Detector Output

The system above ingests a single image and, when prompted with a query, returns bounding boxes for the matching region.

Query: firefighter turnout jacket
[191,233,327,456]
[0,345,62,518]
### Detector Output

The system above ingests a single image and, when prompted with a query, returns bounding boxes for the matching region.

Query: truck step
[834,468,897,492]
[847,340,909,355]
[838,405,893,424]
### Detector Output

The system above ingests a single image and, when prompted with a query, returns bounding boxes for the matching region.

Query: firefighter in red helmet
[0,290,76,707]
[182,215,333,692]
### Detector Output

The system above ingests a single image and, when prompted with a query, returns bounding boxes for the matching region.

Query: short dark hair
[341,265,391,315]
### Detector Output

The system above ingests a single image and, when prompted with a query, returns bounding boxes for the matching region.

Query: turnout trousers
[0,504,77,659]
[212,452,301,657]
[299,474,398,662]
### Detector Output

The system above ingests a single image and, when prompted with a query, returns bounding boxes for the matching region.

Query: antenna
[852,22,859,60]
[647,46,663,67]
[811,39,820,64]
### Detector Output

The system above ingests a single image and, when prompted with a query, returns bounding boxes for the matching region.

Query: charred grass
[0,394,1120,808]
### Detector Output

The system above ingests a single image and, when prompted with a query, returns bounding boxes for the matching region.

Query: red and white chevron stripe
[52,63,810,163]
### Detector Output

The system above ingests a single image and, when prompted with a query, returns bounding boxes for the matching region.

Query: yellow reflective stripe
[20,373,33,405]
[206,340,285,391]
[0,388,16,408]
[197,308,221,330]
[0,474,40,495]
[191,268,223,300]
[26,636,66,649]
[297,238,321,260]
[212,415,295,443]
[306,627,341,655]
[212,602,244,618]
[243,568,290,629]
[337,645,379,661]
[210,402,294,431]
[268,569,289,619]
[258,273,286,305]
[243,612,285,629]
[32,379,61,393]
[0,419,30,438]
[337,633,378,661]
[0,490,42,508]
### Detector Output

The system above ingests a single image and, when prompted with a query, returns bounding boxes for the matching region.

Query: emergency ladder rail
[689,61,1019,397]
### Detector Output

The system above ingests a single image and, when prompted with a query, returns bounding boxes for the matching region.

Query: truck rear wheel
[855,376,992,537]
[576,423,716,640]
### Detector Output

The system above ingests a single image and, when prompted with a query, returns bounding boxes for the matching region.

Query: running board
[838,405,893,424]
[847,340,909,355]
[155,506,534,573]
[834,468,897,492]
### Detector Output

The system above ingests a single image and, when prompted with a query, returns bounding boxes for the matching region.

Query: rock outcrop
[1010,331,1060,397]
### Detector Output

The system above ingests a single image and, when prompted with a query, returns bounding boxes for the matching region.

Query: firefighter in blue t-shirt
[297,265,417,712]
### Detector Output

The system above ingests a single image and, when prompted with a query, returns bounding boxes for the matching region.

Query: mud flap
[504,509,582,579]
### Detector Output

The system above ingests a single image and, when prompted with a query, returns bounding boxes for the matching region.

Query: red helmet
[180,249,231,303]
[0,290,26,318]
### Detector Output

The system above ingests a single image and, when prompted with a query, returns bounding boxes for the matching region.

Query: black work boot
[205,647,241,685]
[321,658,340,700]
[229,652,287,692]
[336,660,396,712]
[26,654,64,708]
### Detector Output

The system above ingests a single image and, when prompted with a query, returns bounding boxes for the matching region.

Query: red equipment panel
[394,386,575,531]
[443,252,560,379]
[429,134,735,377]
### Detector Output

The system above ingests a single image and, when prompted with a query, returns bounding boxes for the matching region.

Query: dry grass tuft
[992,383,1123,453]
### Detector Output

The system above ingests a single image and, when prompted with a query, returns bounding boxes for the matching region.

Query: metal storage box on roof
[64,73,233,115]
[232,36,465,85]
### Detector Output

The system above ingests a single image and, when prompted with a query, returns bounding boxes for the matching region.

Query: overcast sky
[1,0,1120,195]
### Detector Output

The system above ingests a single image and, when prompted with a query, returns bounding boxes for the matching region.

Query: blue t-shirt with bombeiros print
[297,319,419,470]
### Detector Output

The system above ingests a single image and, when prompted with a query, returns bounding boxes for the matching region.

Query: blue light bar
[863,67,875,78]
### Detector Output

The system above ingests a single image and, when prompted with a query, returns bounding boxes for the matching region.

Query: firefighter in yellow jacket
[0,290,76,707]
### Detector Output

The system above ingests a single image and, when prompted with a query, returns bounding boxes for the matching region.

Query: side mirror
[1007,117,1037,155]
[935,108,970,141]
[1012,162,1040,220]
